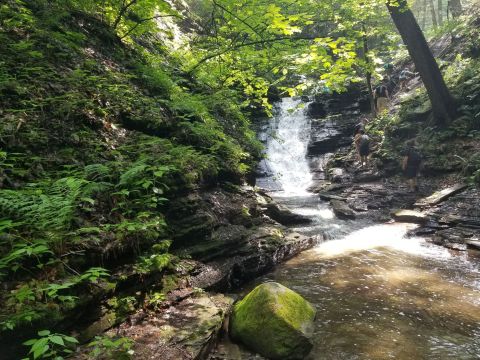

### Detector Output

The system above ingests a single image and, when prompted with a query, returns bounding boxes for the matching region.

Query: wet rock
[170,212,217,245]
[349,200,369,212]
[308,133,351,156]
[431,237,468,251]
[307,114,356,156]
[306,101,327,118]
[414,183,468,207]
[432,228,464,245]
[466,240,480,250]
[412,227,438,236]
[329,167,347,183]
[230,282,316,360]
[392,209,428,224]
[189,227,318,292]
[180,225,251,262]
[96,293,234,360]
[265,203,312,226]
[318,193,348,201]
[411,220,450,236]
[307,181,343,194]
[445,242,468,251]
[267,86,282,103]
[330,199,355,220]
[79,310,117,343]
[353,169,383,183]
[314,85,368,114]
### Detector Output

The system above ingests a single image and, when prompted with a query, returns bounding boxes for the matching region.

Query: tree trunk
[429,0,438,28]
[361,25,376,116]
[438,0,444,25]
[421,0,427,30]
[448,0,463,18]
[386,0,457,124]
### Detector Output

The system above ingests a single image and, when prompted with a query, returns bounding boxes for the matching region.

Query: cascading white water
[263,97,313,195]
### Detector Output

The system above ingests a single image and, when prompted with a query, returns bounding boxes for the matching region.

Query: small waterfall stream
[257,97,313,195]
[214,98,480,359]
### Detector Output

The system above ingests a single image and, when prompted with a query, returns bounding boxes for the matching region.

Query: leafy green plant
[87,335,134,359]
[0,267,110,331]
[0,177,102,232]
[144,291,166,311]
[22,330,78,360]
[0,240,53,279]
[134,253,172,275]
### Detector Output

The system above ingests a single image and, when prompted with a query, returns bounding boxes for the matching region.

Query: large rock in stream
[265,202,312,226]
[330,199,356,220]
[230,282,316,360]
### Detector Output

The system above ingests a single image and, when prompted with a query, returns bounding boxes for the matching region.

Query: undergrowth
[0,0,262,355]
[368,14,480,183]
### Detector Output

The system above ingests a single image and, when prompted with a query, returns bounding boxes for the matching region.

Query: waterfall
[259,98,313,195]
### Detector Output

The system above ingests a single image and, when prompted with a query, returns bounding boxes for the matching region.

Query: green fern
[118,162,148,187]
[0,177,100,232]
[84,164,112,181]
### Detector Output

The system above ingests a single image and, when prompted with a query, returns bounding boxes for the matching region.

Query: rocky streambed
[75,93,480,360]
[206,95,480,359]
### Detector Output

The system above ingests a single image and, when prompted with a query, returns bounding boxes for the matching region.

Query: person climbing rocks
[383,62,394,74]
[353,117,368,137]
[354,129,370,167]
[401,140,422,192]
[398,69,418,91]
[374,83,390,115]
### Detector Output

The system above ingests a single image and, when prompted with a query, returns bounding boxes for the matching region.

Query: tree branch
[187,35,319,74]
[113,0,139,29]
[212,0,265,40]
[120,14,181,39]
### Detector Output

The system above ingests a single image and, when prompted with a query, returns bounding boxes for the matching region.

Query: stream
[215,98,480,360]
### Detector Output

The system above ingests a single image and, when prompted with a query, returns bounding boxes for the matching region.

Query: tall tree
[438,0,444,25]
[448,0,463,18]
[429,0,438,28]
[386,0,456,124]
[421,0,427,30]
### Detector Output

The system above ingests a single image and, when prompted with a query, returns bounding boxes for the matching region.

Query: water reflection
[255,223,480,360]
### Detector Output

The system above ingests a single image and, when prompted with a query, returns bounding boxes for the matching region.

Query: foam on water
[314,223,453,259]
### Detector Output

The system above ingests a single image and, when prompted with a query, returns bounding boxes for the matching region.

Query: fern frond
[0,177,103,232]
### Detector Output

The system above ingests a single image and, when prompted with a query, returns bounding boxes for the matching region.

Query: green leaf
[38,330,50,337]
[63,336,79,344]
[33,344,49,359]
[23,339,37,346]
[31,338,48,358]
[49,335,65,346]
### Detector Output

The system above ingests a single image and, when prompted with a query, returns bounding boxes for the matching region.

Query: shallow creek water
[250,223,480,360]
[215,98,480,359]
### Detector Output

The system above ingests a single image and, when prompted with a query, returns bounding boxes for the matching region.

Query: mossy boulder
[230,282,316,359]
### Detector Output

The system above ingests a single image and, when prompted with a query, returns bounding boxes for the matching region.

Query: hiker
[353,118,368,137]
[401,141,422,192]
[374,83,390,115]
[383,62,394,74]
[398,69,418,91]
[353,119,366,138]
[354,129,370,167]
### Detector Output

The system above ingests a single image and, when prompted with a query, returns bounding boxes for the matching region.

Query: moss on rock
[230,282,316,360]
